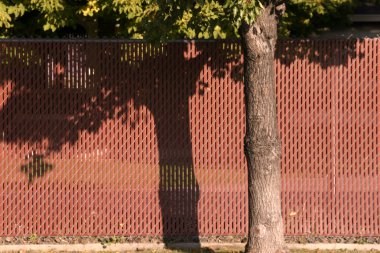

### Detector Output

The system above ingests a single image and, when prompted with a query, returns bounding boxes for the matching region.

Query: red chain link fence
[0,39,379,238]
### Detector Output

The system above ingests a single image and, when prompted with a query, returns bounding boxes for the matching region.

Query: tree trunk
[241,4,287,253]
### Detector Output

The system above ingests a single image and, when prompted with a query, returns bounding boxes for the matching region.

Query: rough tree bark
[241,3,288,253]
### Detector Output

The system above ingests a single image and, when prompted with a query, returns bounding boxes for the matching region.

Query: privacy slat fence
[0,39,379,238]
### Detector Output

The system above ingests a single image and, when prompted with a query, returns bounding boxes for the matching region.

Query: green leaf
[43,23,50,31]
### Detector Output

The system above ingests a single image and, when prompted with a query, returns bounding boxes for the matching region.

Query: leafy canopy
[0,0,356,38]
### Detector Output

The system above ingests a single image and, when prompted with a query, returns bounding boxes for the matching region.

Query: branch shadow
[20,154,53,184]
[0,40,223,245]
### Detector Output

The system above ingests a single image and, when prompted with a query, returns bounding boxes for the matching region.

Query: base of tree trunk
[245,247,290,253]
[245,232,290,253]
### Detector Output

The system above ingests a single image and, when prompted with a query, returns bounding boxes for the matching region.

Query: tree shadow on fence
[0,40,238,245]
[276,39,364,68]
[0,38,363,243]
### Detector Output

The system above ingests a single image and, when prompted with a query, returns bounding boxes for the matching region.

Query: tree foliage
[281,0,357,37]
[0,0,357,38]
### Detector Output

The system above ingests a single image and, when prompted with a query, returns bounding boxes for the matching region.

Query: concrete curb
[0,242,380,252]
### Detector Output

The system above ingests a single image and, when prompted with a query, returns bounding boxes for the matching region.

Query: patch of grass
[27,233,39,243]
[98,236,125,249]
